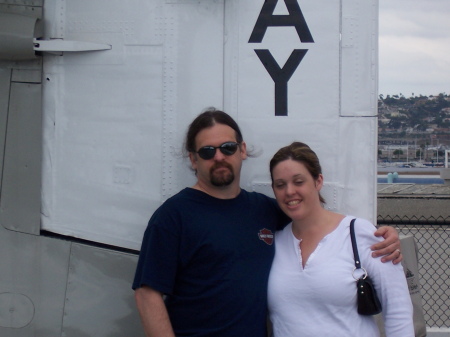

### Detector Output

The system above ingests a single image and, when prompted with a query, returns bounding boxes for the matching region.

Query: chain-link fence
[377,215,450,328]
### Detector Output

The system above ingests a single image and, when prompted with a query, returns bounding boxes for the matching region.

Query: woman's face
[271,159,323,221]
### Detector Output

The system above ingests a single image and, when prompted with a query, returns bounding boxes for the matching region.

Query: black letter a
[249,0,314,43]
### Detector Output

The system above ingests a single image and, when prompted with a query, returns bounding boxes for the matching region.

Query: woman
[267,142,413,336]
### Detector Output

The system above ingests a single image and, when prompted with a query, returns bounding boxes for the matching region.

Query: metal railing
[377,215,450,328]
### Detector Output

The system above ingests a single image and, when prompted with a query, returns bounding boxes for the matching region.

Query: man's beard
[210,162,235,186]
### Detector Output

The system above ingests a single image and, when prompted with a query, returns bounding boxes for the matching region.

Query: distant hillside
[378,93,450,146]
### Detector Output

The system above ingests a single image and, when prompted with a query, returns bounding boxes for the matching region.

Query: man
[133,108,402,337]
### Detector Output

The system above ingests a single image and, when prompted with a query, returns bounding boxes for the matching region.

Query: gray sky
[379,0,450,97]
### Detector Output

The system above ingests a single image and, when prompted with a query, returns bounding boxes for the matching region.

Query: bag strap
[349,218,362,270]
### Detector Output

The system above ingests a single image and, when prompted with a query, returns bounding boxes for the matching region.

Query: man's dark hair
[185,108,243,154]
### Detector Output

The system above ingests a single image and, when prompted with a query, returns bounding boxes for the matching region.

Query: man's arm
[135,286,175,337]
[371,226,402,264]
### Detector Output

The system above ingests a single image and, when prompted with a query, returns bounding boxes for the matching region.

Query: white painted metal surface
[33,38,111,52]
[0,0,385,335]
[40,0,378,250]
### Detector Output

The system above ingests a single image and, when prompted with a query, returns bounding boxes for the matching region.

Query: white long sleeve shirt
[268,216,414,337]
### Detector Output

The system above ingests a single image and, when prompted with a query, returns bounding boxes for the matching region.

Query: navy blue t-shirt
[133,188,289,337]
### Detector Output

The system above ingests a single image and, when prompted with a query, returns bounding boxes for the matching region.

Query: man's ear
[240,141,248,160]
[189,152,198,170]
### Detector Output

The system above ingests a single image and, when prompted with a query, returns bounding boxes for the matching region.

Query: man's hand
[371,226,402,264]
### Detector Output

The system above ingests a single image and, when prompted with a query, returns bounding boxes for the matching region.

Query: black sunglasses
[196,142,240,160]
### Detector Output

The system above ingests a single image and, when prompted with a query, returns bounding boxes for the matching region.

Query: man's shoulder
[241,189,289,226]
[152,188,195,215]
[161,188,200,204]
[241,189,276,203]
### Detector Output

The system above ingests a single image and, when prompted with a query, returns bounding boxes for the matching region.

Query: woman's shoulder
[275,222,293,241]
[345,216,381,244]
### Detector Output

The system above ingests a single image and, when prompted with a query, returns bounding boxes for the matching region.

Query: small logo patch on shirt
[258,228,274,245]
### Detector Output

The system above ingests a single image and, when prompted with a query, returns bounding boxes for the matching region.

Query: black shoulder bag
[350,218,382,315]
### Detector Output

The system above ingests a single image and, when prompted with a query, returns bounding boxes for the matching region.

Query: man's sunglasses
[196,142,240,160]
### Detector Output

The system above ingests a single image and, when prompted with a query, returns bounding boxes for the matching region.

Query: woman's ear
[315,174,324,191]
